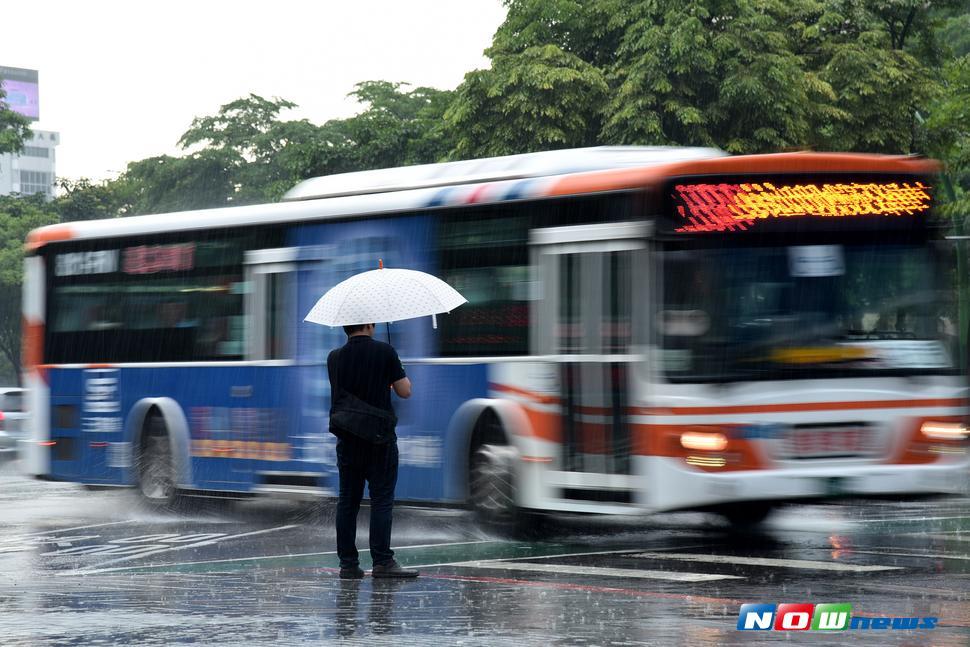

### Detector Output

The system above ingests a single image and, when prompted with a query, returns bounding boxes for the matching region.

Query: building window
[18,170,52,196]
[21,146,49,158]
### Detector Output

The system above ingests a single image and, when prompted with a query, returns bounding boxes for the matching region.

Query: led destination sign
[671,179,932,233]
[55,243,196,277]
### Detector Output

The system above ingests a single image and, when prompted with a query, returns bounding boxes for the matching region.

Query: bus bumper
[647,456,970,512]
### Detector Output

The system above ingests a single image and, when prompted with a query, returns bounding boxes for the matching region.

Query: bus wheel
[469,443,548,539]
[138,414,180,509]
[470,443,517,526]
[719,502,774,529]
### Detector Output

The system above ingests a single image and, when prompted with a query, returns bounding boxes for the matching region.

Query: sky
[2,0,507,181]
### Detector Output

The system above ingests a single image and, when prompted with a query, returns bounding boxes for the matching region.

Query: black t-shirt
[327,335,406,413]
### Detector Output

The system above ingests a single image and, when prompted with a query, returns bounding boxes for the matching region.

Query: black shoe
[371,560,419,578]
[339,566,365,579]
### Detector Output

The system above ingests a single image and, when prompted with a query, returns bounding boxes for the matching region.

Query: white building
[0,129,59,199]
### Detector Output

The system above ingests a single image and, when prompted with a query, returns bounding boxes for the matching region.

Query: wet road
[1,460,969,645]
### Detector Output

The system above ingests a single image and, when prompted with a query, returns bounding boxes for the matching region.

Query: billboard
[0,66,39,121]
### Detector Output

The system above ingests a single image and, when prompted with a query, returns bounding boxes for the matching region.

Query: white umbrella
[304,263,467,329]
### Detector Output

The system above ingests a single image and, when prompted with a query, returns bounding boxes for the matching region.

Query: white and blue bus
[22,147,969,526]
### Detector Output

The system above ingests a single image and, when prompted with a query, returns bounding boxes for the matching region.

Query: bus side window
[244,248,297,361]
[265,271,293,360]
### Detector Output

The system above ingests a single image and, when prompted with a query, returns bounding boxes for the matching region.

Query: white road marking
[633,552,901,572]
[925,533,970,542]
[72,524,301,571]
[447,560,743,582]
[458,548,646,564]
[72,539,500,574]
[8,520,134,541]
[850,516,970,523]
[852,549,970,562]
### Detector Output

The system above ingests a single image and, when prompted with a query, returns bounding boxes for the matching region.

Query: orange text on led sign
[673,181,932,233]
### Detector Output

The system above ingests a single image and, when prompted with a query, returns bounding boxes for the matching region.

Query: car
[0,387,27,459]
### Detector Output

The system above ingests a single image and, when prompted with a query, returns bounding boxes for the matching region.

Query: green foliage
[447,0,963,159]
[120,150,235,214]
[602,0,841,153]
[104,85,457,213]
[447,44,608,158]
[928,54,970,223]
[45,0,970,216]
[54,178,126,222]
[318,81,456,174]
[178,94,303,205]
[489,0,623,68]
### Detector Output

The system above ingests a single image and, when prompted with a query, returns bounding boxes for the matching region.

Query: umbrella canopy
[305,267,467,327]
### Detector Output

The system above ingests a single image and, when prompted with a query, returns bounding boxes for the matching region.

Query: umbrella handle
[386,321,391,344]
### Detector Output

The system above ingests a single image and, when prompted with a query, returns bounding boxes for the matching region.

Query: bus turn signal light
[680,431,729,452]
[920,421,969,441]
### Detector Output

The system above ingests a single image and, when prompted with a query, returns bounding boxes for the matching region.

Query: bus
[21,146,969,527]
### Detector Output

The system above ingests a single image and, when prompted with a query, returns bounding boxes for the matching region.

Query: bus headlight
[920,421,970,441]
[680,431,728,452]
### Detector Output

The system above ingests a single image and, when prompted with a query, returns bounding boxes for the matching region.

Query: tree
[150,85,457,208]
[119,150,235,214]
[0,78,31,157]
[177,94,303,205]
[54,178,126,222]
[446,44,608,158]
[488,0,624,69]
[336,81,456,170]
[603,0,841,153]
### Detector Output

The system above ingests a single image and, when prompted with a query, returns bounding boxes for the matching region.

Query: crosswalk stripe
[853,549,970,562]
[633,552,901,572]
[924,533,970,542]
[448,561,743,582]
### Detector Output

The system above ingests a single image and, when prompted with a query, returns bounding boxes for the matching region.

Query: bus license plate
[780,426,877,460]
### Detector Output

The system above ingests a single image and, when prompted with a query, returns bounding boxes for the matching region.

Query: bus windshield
[660,243,956,381]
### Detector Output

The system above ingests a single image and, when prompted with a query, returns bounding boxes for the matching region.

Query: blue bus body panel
[46,214,492,502]
[290,215,489,502]
[48,366,306,491]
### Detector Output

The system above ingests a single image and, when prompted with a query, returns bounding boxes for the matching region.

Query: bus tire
[469,438,549,539]
[137,413,182,510]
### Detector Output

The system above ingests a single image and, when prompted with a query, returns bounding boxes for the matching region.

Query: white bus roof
[28,146,724,248]
[28,147,937,249]
[282,146,724,201]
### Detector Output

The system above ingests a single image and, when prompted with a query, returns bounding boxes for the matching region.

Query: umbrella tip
[379,258,383,270]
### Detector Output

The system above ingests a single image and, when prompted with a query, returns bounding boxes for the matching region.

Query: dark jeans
[335,434,399,569]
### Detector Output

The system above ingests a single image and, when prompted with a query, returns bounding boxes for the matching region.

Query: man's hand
[392,377,412,399]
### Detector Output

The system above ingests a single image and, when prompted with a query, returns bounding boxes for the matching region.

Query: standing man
[328,322,418,579]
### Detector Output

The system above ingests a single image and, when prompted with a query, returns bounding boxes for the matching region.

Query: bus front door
[531,223,647,486]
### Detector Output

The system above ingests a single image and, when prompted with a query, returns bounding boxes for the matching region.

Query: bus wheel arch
[127,398,192,504]
[448,399,546,535]
[444,399,530,502]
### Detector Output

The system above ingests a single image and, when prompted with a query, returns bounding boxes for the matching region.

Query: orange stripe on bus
[520,408,561,443]
[21,318,44,373]
[574,405,614,416]
[489,383,561,405]
[548,153,940,197]
[191,440,291,461]
[25,224,76,251]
